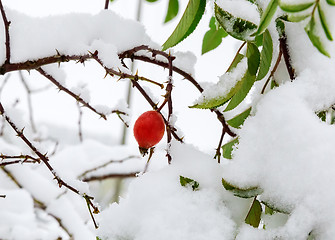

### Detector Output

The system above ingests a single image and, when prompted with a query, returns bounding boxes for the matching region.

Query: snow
[193,57,247,105]
[216,0,260,25]
[1,0,335,239]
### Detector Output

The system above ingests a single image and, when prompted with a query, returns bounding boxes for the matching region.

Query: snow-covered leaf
[224,43,259,111]
[318,3,333,41]
[180,176,199,191]
[214,3,258,41]
[305,15,331,57]
[162,0,206,50]
[222,137,239,159]
[222,178,263,198]
[254,0,278,36]
[279,0,314,12]
[257,30,273,80]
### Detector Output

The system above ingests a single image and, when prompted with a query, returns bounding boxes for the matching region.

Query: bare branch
[0,0,10,63]
[82,172,139,182]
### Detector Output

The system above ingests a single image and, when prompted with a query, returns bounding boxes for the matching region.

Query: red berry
[133,111,165,154]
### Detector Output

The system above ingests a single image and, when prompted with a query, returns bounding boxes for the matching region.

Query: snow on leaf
[222,178,263,198]
[214,3,258,41]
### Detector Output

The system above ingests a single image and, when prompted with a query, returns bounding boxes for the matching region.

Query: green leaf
[254,0,278,36]
[254,34,263,47]
[246,42,260,75]
[245,199,262,228]
[227,53,245,72]
[146,0,159,2]
[271,78,279,89]
[164,0,179,23]
[202,17,228,54]
[318,3,333,41]
[317,111,326,122]
[227,107,252,128]
[96,237,102,240]
[215,3,258,41]
[257,30,273,80]
[180,176,199,191]
[327,0,335,6]
[305,16,331,57]
[224,43,259,112]
[162,0,206,50]
[279,0,314,12]
[261,200,291,214]
[265,205,275,215]
[222,137,239,159]
[286,13,310,22]
[222,178,263,198]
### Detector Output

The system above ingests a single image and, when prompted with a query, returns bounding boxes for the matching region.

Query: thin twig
[82,172,139,182]
[78,155,139,178]
[36,67,108,120]
[226,41,246,72]
[214,129,226,163]
[19,71,37,132]
[1,167,73,238]
[0,0,10,63]
[261,49,283,94]
[77,102,83,142]
[0,102,99,227]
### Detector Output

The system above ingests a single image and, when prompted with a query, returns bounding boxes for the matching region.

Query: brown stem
[0,0,10,63]
[279,33,295,81]
[104,0,110,9]
[166,53,175,164]
[261,48,283,94]
[214,129,226,163]
[82,172,139,182]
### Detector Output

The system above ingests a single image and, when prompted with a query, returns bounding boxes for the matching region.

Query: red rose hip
[133,111,165,155]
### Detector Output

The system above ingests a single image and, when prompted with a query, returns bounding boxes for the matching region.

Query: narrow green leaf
[255,33,263,47]
[222,178,263,198]
[305,16,331,57]
[227,53,245,72]
[318,3,333,41]
[215,3,258,41]
[180,176,199,191]
[202,17,228,54]
[146,0,159,2]
[326,0,335,6]
[164,0,179,23]
[246,42,260,75]
[224,71,256,111]
[287,13,310,22]
[245,199,262,228]
[227,107,252,128]
[257,30,273,80]
[191,56,247,109]
[162,0,206,50]
[222,137,239,159]
[224,43,259,112]
[254,0,278,36]
[279,0,314,12]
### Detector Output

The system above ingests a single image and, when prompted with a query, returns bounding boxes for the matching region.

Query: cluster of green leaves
[160,0,333,163]
[279,0,334,57]
[180,175,200,191]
